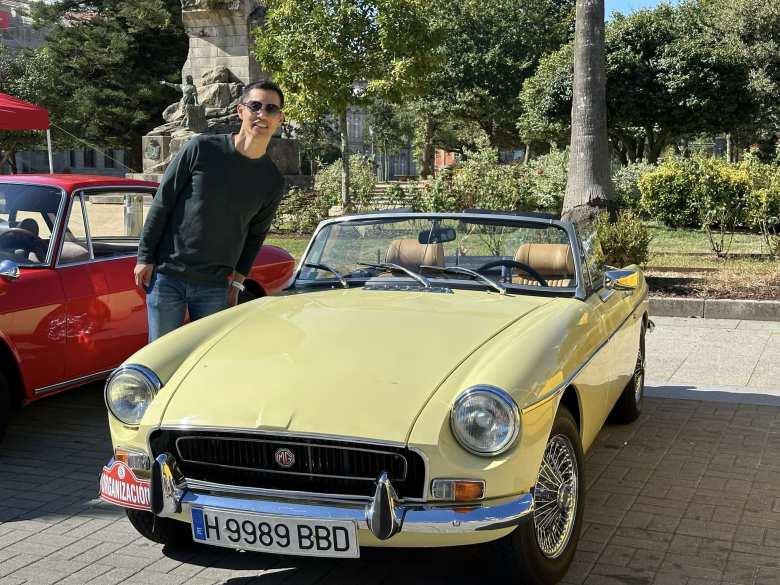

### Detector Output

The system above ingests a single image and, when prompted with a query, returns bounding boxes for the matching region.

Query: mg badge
[274,448,295,468]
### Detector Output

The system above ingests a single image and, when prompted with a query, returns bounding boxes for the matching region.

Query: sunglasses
[241,100,282,116]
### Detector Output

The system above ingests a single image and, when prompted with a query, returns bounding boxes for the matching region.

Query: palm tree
[562,0,615,223]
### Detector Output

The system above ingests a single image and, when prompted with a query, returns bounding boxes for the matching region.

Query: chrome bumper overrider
[151,454,534,540]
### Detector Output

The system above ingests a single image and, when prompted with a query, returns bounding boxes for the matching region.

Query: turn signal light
[114,448,151,471]
[431,479,485,501]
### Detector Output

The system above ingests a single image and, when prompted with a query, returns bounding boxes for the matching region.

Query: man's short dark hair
[242,79,284,108]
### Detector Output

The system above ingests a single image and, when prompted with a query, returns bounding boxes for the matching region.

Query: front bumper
[151,454,535,541]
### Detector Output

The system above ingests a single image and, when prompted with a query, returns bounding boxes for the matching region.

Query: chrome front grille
[149,429,426,499]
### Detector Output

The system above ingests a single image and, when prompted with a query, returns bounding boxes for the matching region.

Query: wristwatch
[230,280,246,292]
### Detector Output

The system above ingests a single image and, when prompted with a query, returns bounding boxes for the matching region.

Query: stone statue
[160,75,198,108]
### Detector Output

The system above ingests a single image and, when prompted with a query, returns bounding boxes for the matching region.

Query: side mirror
[605,268,638,291]
[0,259,20,282]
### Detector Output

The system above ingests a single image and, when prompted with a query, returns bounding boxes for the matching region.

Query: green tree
[519,3,756,165]
[428,0,574,149]
[700,0,780,152]
[31,0,188,171]
[0,46,56,172]
[366,99,414,180]
[254,0,439,207]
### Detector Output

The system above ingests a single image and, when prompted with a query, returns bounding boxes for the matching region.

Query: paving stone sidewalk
[0,317,779,585]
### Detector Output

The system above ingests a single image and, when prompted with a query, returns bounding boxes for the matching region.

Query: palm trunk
[339,108,351,208]
[562,0,614,223]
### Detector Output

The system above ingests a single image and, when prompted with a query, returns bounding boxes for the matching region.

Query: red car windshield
[0,183,64,266]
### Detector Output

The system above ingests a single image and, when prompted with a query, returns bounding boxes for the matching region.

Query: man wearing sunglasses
[135,79,286,342]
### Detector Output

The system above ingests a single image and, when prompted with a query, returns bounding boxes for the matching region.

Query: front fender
[408,298,603,500]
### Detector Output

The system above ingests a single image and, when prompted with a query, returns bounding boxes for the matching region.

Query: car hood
[160,288,553,443]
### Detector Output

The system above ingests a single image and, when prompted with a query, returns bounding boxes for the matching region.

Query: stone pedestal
[142,135,172,174]
[132,0,303,185]
[181,0,266,86]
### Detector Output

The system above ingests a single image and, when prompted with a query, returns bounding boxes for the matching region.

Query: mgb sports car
[100,211,648,584]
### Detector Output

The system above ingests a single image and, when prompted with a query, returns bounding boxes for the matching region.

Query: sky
[605,0,678,17]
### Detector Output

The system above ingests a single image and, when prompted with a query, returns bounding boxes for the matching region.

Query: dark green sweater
[138,134,284,286]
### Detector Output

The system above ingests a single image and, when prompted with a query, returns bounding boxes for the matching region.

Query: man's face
[238,88,284,139]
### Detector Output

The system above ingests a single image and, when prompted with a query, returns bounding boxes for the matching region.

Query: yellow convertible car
[100,211,648,584]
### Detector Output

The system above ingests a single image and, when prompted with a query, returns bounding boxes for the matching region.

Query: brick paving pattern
[1,316,779,584]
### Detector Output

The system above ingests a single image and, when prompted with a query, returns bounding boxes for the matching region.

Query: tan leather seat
[385,238,444,271]
[513,243,575,287]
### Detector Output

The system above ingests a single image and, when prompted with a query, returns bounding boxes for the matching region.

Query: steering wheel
[476,259,548,287]
[0,228,47,259]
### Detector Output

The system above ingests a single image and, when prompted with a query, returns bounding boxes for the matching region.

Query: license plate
[190,507,359,558]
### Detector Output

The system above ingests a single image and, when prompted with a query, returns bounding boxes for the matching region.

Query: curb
[649,296,780,321]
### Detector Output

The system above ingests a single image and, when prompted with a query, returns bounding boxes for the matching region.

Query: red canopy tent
[0,92,54,173]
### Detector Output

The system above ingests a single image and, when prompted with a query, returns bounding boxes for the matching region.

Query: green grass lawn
[265,234,311,261]
[646,222,768,255]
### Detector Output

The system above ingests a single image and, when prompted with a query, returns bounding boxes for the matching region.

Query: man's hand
[228,272,246,307]
[134,263,154,291]
[228,286,240,307]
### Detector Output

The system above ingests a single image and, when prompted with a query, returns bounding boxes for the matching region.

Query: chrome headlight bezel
[450,385,520,456]
[104,365,162,426]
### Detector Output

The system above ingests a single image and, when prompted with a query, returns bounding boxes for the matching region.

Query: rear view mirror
[418,227,456,245]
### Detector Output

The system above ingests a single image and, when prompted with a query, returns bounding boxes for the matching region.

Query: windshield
[297,216,576,293]
[0,183,64,266]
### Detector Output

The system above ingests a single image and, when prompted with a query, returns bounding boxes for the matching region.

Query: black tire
[0,373,10,444]
[125,509,193,548]
[490,406,584,585]
[610,321,646,424]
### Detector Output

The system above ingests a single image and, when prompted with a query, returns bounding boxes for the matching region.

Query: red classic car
[0,174,295,441]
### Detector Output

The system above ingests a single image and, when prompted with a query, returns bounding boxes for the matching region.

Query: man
[134,79,286,342]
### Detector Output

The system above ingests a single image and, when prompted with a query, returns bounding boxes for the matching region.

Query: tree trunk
[420,115,435,178]
[562,0,614,223]
[523,143,531,164]
[339,109,351,208]
[726,133,732,162]
[645,129,668,165]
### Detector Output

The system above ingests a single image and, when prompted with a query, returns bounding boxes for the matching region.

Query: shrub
[638,157,700,228]
[692,158,751,257]
[613,161,655,213]
[596,210,652,267]
[745,161,780,258]
[273,187,330,234]
[413,144,563,214]
[313,155,376,210]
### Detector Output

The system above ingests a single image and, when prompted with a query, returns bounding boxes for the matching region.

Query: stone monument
[130,0,303,185]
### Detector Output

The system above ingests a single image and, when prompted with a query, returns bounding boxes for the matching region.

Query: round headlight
[105,365,162,426]
[450,386,520,456]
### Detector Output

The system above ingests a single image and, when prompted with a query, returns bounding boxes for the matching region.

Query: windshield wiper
[357,261,431,288]
[303,262,348,288]
[420,265,506,295]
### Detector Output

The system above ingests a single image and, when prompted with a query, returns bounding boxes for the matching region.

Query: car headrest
[514,243,574,276]
[18,218,39,236]
[385,238,444,271]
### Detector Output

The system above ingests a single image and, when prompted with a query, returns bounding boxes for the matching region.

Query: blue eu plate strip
[191,508,206,540]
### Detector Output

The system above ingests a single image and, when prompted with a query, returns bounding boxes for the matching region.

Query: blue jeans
[146,272,229,342]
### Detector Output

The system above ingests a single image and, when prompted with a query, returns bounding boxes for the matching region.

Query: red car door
[0,268,68,398]
[58,190,148,380]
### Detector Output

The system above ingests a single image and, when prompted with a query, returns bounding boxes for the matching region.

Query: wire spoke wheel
[634,332,646,405]
[533,434,579,559]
